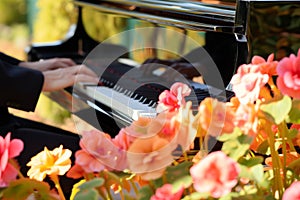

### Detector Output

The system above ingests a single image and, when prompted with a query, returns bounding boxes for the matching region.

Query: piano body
[27,0,300,136]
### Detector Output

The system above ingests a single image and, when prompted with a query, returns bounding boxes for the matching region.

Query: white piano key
[76,83,157,121]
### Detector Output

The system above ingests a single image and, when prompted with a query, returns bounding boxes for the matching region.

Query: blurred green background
[0,0,76,132]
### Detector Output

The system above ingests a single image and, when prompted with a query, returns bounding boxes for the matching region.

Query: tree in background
[0,0,27,25]
[32,0,76,42]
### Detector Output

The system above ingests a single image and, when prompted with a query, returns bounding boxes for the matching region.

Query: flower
[197,98,235,137]
[282,181,300,200]
[150,184,184,200]
[277,49,300,99]
[0,132,23,187]
[231,63,269,104]
[27,145,71,181]
[156,82,191,112]
[75,130,127,172]
[127,135,174,180]
[189,151,240,198]
[3,50,300,200]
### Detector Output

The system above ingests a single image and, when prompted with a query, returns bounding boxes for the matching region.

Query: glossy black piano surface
[27,0,300,136]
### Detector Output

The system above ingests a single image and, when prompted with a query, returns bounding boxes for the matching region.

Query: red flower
[277,49,300,99]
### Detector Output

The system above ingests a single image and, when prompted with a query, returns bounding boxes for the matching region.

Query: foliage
[0,0,27,25]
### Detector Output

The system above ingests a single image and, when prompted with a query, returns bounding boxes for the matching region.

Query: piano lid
[74,0,245,34]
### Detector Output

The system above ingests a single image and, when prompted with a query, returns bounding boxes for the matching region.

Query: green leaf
[2,178,56,200]
[221,134,252,160]
[74,189,99,200]
[256,140,270,155]
[172,175,192,192]
[239,156,264,167]
[78,178,104,190]
[287,99,300,123]
[181,192,210,200]
[218,128,242,142]
[137,186,153,200]
[260,95,292,124]
[165,161,193,183]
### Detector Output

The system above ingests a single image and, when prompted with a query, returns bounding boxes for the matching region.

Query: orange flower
[27,145,72,181]
[251,53,278,76]
[265,152,299,167]
[198,98,235,137]
[127,135,174,180]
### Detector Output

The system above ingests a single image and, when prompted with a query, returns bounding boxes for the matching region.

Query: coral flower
[27,145,72,181]
[77,130,127,172]
[127,135,175,180]
[231,64,269,104]
[251,53,278,76]
[0,132,24,187]
[282,181,300,200]
[190,151,240,198]
[277,49,300,99]
[156,82,191,112]
[150,184,184,200]
[198,98,235,137]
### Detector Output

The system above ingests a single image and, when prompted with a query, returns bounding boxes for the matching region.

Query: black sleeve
[0,59,44,112]
[0,52,22,65]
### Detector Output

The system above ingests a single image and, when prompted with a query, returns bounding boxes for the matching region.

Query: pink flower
[231,64,269,104]
[282,181,300,200]
[76,130,127,172]
[233,103,259,137]
[0,132,24,187]
[156,82,191,112]
[150,184,184,200]
[277,49,300,99]
[190,151,240,198]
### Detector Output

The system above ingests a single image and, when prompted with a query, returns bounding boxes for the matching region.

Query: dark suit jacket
[0,53,44,115]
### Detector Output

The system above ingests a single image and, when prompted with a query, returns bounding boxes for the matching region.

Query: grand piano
[27,0,300,136]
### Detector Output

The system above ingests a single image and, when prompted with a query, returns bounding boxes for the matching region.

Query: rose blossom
[0,132,24,187]
[150,184,184,200]
[190,151,240,198]
[231,64,269,104]
[277,49,300,99]
[282,181,300,200]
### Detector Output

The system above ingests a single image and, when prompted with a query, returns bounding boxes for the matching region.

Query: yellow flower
[27,145,72,181]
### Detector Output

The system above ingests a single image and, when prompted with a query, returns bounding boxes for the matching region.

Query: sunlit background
[0,0,76,132]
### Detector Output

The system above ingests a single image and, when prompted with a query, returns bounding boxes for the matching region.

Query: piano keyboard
[75,82,157,121]
[73,59,235,123]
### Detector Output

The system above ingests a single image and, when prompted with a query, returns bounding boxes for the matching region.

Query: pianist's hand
[41,64,99,92]
[19,58,77,72]
[19,58,98,91]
